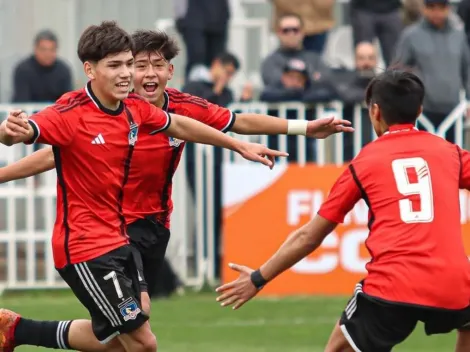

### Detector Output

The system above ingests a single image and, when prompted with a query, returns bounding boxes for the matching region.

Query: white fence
[0,101,466,292]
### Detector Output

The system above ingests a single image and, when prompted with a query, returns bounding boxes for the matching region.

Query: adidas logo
[92,134,105,145]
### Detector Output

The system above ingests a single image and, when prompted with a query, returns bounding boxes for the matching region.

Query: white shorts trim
[340,324,362,352]
[99,331,120,344]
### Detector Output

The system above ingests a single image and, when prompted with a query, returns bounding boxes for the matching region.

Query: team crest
[129,123,139,146]
[118,298,141,321]
[169,136,184,148]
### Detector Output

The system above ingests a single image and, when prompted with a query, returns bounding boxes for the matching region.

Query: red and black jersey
[123,88,235,227]
[319,124,470,310]
[26,82,171,268]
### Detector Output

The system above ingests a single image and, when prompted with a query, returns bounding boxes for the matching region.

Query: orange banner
[222,164,470,296]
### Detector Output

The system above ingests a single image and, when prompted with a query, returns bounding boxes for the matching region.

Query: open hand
[5,110,30,137]
[215,263,258,310]
[238,142,288,169]
[306,117,354,139]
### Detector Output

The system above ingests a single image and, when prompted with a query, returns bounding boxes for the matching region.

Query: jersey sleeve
[318,165,362,223]
[26,106,77,147]
[184,100,236,132]
[457,145,470,189]
[140,101,171,135]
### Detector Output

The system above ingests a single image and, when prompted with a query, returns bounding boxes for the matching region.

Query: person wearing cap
[261,58,309,102]
[394,0,470,143]
[261,57,336,103]
[12,29,73,103]
[261,57,337,162]
[261,13,336,98]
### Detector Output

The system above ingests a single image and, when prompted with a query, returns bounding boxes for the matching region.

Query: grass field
[0,290,459,351]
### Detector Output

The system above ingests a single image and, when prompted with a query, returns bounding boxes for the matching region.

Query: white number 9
[391,157,434,223]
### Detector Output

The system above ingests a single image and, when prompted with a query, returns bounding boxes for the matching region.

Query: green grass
[0,290,458,351]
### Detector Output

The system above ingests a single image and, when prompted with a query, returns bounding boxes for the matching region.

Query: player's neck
[89,81,121,111]
[154,93,165,109]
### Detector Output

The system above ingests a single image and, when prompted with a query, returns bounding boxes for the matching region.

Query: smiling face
[84,50,134,108]
[133,51,174,105]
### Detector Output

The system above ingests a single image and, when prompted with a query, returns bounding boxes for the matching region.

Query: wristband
[250,269,267,289]
[287,120,308,136]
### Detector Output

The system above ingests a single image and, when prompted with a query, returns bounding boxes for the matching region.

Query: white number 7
[391,157,434,223]
[103,271,123,299]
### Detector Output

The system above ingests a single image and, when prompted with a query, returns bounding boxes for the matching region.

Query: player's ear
[83,61,96,81]
[168,63,174,80]
[369,103,380,123]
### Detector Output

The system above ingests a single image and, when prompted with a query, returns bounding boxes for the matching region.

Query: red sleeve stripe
[167,90,208,107]
[62,92,87,106]
[55,96,91,113]
[170,98,207,110]
[168,92,206,104]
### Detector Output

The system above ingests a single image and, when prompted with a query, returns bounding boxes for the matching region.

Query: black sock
[14,318,72,349]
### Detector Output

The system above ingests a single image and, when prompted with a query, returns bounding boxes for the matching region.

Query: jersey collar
[85,81,124,116]
[383,124,418,135]
[162,90,169,112]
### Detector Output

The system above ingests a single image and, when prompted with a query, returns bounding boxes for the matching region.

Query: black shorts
[57,245,149,343]
[339,281,470,352]
[127,217,171,297]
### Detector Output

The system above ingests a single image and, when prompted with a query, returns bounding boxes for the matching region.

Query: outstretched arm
[165,113,288,168]
[166,92,353,139]
[231,113,354,139]
[215,215,336,309]
[0,147,55,183]
[215,165,362,309]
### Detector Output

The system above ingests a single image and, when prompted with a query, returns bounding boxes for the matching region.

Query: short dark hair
[215,52,240,71]
[277,13,303,29]
[365,69,424,125]
[132,30,180,61]
[34,30,58,46]
[77,21,134,63]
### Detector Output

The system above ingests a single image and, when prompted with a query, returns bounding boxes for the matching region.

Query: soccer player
[0,30,353,352]
[215,70,470,352]
[0,21,290,352]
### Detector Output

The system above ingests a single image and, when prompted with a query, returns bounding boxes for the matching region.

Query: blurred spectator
[403,0,424,26]
[405,0,463,27]
[261,58,308,102]
[182,52,251,107]
[174,0,229,79]
[12,30,72,103]
[334,42,377,105]
[182,52,251,259]
[261,13,337,102]
[458,0,470,47]
[261,57,336,103]
[394,0,470,142]
[334,42,377,160]
[270,0,335,54]
[350,0,403,67]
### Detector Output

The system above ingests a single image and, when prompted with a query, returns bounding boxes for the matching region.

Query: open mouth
[143,82,158,93]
